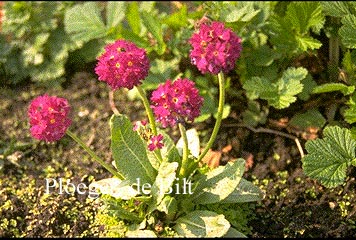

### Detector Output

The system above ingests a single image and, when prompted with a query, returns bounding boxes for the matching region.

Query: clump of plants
[27,19,263,237]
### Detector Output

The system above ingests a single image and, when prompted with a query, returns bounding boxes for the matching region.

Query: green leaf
[223,227,247,238]
[110,114,157,184]
[156,195,177,219]
[249,45,278,67]
[89,178,139,200]
[163,4,189,30]
[344,92,356,124]
[220,2,260,23]
[174,210,230,237]
[176,128,200,158]
[341,50,355,85]
[339,14,356,49]
[161,131,181,164]
[261,67,308,109]
[302,126,356,188]
[146,130,181,170]
[140,11,166,55]
[101,195,143,222]
[344,104,356,124]
[289,108,326,130]
[243,77,272,100]
[242,101,269,127]
[194,86,218,122]
[244,67,306,109]
[296,35,322,51]
[142,58,180,90]
[120,29,150,50]
[268,2,324,53]
[312,83,355,96]
[191,159,245,204]
[126,2,141,35]
[286,2,325,34]
[64,2,107,43]
[220,179,264,203]
[125,229,157,238]
[297,74,317,101]
[106,1,126,29]
[320,2,353,18]
[151,161,179,204]
[213,104,231,120]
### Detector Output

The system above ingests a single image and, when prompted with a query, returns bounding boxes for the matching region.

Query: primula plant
[28,21,263,237]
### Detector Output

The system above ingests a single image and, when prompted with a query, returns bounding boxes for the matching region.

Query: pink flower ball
[95,39,150,90]
[189,21,242,74]
[150,78,204,128]
[28,94,71,142]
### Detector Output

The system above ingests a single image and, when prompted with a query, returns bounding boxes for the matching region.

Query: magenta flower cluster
[150,78,203,128]
[189,21,242,74]
[95,39,150,90]
[148,134,164,151]
[133,120,164,151]
[28,95,71,142]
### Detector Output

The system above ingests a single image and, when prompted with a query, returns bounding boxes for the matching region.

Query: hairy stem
[109,90,120,115]
[197,72,225,163]
[135,85,163,162]
[178,123,189,179]
[66,129,125,179]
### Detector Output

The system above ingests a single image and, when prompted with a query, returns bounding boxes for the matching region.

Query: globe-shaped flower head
[150,78,203,128]
[189,21,242,74]
[95,40,150,90]
[28,94,71,142]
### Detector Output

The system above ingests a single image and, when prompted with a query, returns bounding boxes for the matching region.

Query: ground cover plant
[1,1,356,238]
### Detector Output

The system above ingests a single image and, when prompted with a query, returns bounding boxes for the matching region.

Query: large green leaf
[219,2,260,23]
[140,11,166,55]
[156,195,177,219]
[320,2,354,18]
[268,2,324,53]
[174,210,230,237]
[344,92,356,124]
[223,227,247,238]
[141,58,180,90]
[89,178,139,200]
[190,159,245,204]
[302,126,356,188]
[125,229,157,237]
[110,114,157,185]
[339,14,356,49]
[176,128,200,158]
[296,35,322,51]
[106,1,126,29]
[243,67,307,109]
[64,2,107,43]
[126,2,141,35]
[285,2,325,34]
[220,179,264,203]
[151,161,179,205]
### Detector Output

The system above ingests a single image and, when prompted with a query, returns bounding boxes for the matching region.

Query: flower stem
[109,90,120,115]
[66,129,125,180]
[197,71,225,163]
[178,123,189,179]
[135,85,163,162]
